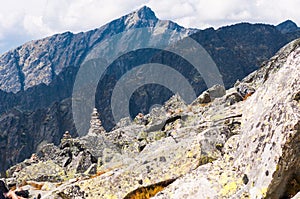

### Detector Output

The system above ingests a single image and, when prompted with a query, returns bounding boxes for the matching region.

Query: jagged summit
[276,19,299,33]
[0,5,185,94]
[136,6,158,21]
[122,6,158,28]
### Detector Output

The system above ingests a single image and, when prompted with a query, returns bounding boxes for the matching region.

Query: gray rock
[194,90,211,104]
[163,93,187,113]
[207,84,226,99]
[114,117,132,129]
[15,160,65,184]
[155,39,300,199]
[57,185,85,199]
[192,84,226,105]
[234,81,255,98]
[80,134,118,160]
[224,91,244,105]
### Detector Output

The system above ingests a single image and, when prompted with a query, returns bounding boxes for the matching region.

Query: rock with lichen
[6,136,99,186]
[14,161,65,184]
[153,38,300,199]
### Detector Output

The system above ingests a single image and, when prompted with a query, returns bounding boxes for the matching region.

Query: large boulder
[154,39,300,199]
[15,161,65,184]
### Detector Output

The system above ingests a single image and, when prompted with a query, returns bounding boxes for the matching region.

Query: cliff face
[3,38,300,199]
[0,99,76,175]
[0,6,300,172]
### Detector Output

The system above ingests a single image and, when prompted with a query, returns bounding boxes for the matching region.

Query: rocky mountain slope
[1,6,300,173]
[2,37,300,199]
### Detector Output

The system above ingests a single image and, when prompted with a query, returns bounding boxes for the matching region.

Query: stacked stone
[63,131,72,139]
[89,108,106,134]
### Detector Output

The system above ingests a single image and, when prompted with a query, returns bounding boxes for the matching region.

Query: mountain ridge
[1,7,299,94]
[0,6,190,94]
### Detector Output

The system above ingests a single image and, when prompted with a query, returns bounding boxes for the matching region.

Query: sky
[0,0,299,54]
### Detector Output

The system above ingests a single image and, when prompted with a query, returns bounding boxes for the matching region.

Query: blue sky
[0,0,299,54]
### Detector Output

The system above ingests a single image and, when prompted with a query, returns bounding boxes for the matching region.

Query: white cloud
[147,0,300,28]
[23,15,54,37]
[0,0,299,53]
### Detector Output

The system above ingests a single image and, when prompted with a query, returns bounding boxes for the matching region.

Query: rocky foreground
[1,39,300,198]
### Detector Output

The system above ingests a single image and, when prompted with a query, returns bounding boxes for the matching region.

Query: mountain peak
[122,6,158,28]
[136,6,157,20]
[276,20,299,33]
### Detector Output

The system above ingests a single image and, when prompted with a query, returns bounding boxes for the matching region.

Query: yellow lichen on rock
[221,181,238,196]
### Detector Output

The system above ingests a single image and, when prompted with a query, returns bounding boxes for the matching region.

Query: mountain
[0,6,300,173]
[3,38,300,199]
[0,6,187,94]
[276,19,300,33]
[0,6,190,172]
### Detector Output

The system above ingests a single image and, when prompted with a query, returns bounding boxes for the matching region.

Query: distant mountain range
[0,6,300,173]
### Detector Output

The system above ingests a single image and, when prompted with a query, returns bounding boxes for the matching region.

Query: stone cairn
[63,131,72,139]
[89,108,106,134]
